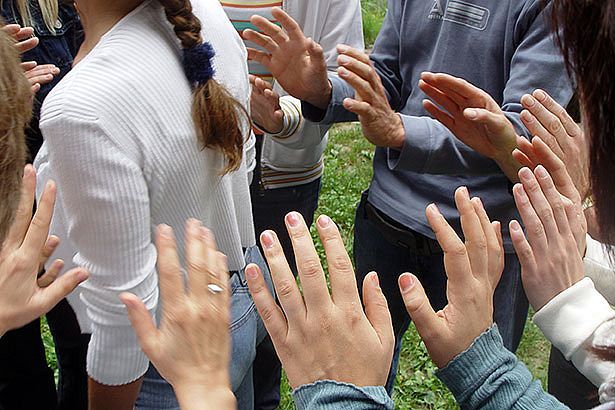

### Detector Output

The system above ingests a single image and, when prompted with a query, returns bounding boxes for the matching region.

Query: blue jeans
[353,194,528,394]
[135,246,272,410]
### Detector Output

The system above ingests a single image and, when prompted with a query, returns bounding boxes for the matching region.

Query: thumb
[398,273,442,341]
[120,292,159,358]
[37,268,89,313]
[307,38,325,62]
[464,108,509,134]
[362,272,394,349]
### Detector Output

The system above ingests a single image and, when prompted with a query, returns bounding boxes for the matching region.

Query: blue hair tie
[182,42,216,86]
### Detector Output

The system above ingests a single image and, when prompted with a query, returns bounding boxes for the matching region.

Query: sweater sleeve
[437,326,567,409]
[265,0,364,149]
[584,236,615,305]
[44,114,158,385]
[293,380,393,410]
[534,278,615,387]
[386,2,573,175]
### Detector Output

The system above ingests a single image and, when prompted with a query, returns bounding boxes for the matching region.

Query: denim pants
[353,194,529,394]
[135,246,272,410]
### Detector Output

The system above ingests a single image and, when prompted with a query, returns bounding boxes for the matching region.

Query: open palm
[243,7,331,109]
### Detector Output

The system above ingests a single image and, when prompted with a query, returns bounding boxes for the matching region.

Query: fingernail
[460,186,470,198]
[399,273,414,293]
[317,215,331,228]
[428,203,440,214]
[159,224,172,238]
[337,55,350,65]
[510,220,522,232]
[286,212,301,228]
[245,265,259,280]
[465,108,477,119]
[519,167,533,181]
[260,231,275,249]
[77,270,89,282]
[337,44,349,53]
[535,165,549,179]
[48,236,60,247]
[370,272,380,287]
[337,67,349,77]
[523,95,536,107]
[534,90,546,101]
[200,227,211,240]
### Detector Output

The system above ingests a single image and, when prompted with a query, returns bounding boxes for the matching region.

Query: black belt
[364,197,442,256]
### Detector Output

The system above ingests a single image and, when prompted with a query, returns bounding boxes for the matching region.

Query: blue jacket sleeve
[293,380,394,410]
[437,326,568,410]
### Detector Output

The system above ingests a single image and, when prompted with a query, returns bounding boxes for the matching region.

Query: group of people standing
[0,0,614,409]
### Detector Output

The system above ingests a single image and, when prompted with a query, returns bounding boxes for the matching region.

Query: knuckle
[275,280,296,299]
[450,244,468,258]
[299,258,322,278]
[530,223,545,239]
[537,207,554,222]
[548,119,562,133]
[328,253,352,273]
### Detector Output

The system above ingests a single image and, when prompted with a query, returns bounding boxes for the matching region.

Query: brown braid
[159,0,246,173]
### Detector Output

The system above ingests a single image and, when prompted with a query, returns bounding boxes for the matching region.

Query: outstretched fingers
[246,263,288,342]
[316,215,360,306]
[362,272,394,352]
[120,292,159,358]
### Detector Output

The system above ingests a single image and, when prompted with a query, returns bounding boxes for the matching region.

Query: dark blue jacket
[1,1,82,160]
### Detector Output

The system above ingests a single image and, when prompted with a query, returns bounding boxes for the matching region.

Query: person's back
[34,0,265,407]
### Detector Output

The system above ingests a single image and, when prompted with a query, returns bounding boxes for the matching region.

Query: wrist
[389,113,406,150]
[494,151,521,182]
[174,382,235,410]
[308,80,332,110]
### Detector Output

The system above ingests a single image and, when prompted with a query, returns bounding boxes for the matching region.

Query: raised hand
[419,72,521,181]
[243,7,331,109]
[513,136,587,253]
[0,165,89,336]
[336,45,405,149]
[246,212,394,389]
[515,89,590,200]
[249,75,284,134]
[120,220,235,410]
[2,24,39,54]
[510,167,585,311]
[22,62,60,94]
[400,187,504,368]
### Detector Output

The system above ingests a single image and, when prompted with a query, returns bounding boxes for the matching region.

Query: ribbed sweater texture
[34,0,255,385]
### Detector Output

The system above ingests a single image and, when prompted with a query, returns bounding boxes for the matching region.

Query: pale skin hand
[243,7,331,109]
[120,220,235,410]
[0,165,89,337]
[513,136,587,254]
[246,212,394,389]
[511,167,585,312]
[399,187,504,368]
[249,75,284,134]
[336,45,405,149]
[419,72,522,181]
[2,24,39,54]
[516,90,590,200]
[23,63,60,94]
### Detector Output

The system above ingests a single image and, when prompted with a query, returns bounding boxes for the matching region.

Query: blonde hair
[12,0,59,34]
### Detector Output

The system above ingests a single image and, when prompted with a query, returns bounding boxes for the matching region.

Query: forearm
[174,384,236,410]
[89,377,143,410]
[389,114,504,175]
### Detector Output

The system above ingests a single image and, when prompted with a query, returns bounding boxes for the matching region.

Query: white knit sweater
[34,0,255,385]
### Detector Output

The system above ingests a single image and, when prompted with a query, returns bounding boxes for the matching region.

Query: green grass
[277,123,551,409]
[42,3,551,408]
